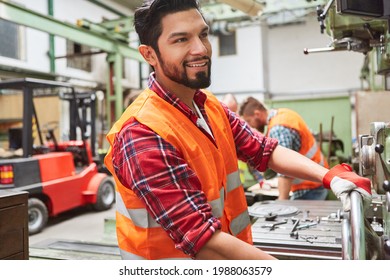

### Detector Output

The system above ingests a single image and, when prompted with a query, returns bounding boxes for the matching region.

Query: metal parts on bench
[250,194,389,259]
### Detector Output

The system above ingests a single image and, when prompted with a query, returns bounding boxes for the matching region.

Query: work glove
[323,163,372,211]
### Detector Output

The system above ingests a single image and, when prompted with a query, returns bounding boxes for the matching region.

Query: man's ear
[254,109,267,122]
[139,45,157,67]
[254,109,262,118]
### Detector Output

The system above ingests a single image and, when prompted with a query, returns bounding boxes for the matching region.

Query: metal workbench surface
[249,200,343,260]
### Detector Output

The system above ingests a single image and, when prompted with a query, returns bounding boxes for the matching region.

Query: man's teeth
[188,62,207,67]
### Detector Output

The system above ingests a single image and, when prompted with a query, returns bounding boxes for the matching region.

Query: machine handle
[342,190,366,259]
[350,191,366,259]
[341,212,352,260]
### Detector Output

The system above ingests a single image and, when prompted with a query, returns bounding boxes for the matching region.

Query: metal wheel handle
[341,191,366,259]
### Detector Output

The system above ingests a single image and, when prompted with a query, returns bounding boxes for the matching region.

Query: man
[105,0,371,260]
[221,93,238,113]
[239,97,329,200]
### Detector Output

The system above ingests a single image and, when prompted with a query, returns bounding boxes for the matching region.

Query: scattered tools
[300,235,318,244]
[261,219,288,231]
[321,210,342,222]
[289,218,300,236]
[264,212,277,221]
[302,210,313,222]
[295,222,318,230]
[290,217,318,239]
[290,231,299,239]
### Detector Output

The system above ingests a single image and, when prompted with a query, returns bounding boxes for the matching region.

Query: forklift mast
[0,77,97,158]
[60,90,97,158]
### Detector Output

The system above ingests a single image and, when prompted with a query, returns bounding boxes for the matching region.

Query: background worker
[239,97,329,200]
[221,93,238,113]
[105,0,371,260]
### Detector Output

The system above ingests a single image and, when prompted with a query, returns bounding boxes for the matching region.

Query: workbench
[250,200,343,260]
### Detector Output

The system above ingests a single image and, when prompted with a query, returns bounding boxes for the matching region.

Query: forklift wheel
[93,176,115,211]
[28,198,49,235]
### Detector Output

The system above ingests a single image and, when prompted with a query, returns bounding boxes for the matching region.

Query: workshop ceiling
[105,0,325,27]
[109,0,144,11]
[109,0,219,11]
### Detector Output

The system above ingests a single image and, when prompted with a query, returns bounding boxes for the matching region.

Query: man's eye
[175,38,187,43]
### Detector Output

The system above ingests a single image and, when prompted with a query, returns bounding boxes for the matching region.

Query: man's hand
[323,163,372,211]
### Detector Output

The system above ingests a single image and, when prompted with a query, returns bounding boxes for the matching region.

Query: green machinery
[305,0,390,195]
[304,0,390,90]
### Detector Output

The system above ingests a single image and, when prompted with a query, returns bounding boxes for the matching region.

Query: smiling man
[104,0,372,260]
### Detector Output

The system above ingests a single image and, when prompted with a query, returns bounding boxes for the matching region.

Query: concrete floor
[29,203,116,246]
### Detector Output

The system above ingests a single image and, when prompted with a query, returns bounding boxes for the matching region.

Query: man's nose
[190,38,208,55]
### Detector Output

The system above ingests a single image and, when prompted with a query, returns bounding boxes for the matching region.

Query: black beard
[168,62,211,89]
[185,70,211,89]
[158,53,212,89]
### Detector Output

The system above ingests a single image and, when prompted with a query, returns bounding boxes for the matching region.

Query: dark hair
[239,97,267,116]
[134,0,201,54]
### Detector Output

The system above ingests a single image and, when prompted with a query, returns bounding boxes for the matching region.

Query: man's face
[243,111,266,133]
[154,9,212,89]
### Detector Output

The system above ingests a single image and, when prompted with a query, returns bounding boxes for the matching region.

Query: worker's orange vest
[267,108,328,192]
[105,89,252,260]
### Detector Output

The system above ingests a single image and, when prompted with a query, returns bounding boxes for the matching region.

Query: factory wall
[211,15,364,100]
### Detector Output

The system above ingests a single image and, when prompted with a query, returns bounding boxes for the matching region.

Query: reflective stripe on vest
[230,209,251,236]
[305,141,318,159]
[115,170,249,237]
[116,188,225,229]
[209,187,224,218]
[226,170,241,193]
[116,192,160,228]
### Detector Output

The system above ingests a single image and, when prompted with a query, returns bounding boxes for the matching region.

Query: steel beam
[0,0,143,61]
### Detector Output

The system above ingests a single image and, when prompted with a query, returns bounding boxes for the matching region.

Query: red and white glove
[323,163,372,211]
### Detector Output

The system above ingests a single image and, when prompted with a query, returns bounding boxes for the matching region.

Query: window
[218,31,237,56]
[0,19,23,60]
[66,40,92,72]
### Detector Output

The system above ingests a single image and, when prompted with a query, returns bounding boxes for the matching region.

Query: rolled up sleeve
[222,104,278,171]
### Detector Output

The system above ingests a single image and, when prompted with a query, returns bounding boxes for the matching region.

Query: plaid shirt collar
[267,108,278,123]
[147,72,208,116]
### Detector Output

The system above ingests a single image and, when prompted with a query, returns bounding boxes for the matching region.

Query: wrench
[262,219,288,231]
[295,222,318,230]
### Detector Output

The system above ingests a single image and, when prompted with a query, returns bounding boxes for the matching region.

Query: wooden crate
[0,190,29,260]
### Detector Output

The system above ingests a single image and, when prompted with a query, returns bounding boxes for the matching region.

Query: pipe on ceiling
[217,0,264,17]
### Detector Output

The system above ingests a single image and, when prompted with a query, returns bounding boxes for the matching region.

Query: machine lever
[303,46,345,55]
[384,180,390,212]
[316,0,335,33]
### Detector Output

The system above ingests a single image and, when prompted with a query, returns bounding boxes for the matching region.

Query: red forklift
[0,78,115,235]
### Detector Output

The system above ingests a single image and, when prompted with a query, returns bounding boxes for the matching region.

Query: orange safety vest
[267,108,328,192]
[105,88,252,260]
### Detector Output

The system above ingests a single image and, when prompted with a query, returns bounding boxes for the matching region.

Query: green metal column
[106,52,124,126]
[48,0,55,73]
